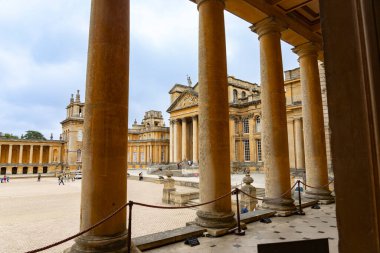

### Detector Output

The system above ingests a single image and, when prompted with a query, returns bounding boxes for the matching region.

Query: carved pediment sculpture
[172,93,198,111]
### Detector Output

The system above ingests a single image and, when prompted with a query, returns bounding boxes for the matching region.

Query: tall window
[256,140,262,162]
[233,89,238,103]
[255,116,261,132]
[242,91,246,98]
[133,152,137,163]
[243,140,250,161]
[235,120,239,134]
[243,118,249,134]
[140,152,145,162]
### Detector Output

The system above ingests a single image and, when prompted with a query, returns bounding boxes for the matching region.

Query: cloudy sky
[0,0,299,139]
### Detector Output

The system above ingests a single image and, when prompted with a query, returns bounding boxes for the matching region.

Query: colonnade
[68,0,332,251]
[128,144,169,164]
[170,116,199,164]
[0,144,58,164]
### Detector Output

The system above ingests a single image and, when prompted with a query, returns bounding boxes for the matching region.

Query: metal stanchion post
[297,180,305,215]
[127,201,133,253]
[235,188,245,236]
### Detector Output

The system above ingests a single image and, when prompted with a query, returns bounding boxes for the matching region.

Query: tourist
[6,176,9,183]
[58,175,64,185]
[241,205,249,214]
[139,172,143,181]
[3,175,6,183]
[37,173,41,182]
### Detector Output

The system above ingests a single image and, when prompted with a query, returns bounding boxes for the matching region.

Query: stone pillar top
[292,42,321,58]
[196,0,225,9]
[250,16,287,39]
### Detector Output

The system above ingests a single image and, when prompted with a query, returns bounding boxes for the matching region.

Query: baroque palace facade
[0,91,169,175]
[168,66,332,172]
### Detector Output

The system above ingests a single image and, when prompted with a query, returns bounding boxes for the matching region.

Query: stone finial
[50,133,53,140]
[166,170,173,178]
[133,119,137,125]
[70,94,74,103]
[75,90,81,102]
[243,173,254,185]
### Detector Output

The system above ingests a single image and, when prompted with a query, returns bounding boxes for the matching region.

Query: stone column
[174,120,182,163]
[229,117,235,162]
[181,118,187,160]
[19,145,23,164]
[294,118,305,170]
[29,145,33,164]
[158,145,162,163]
[293,42,333,202]
[49,146,53,164]
[169,120,173,162]
[7,145,13,164]
[192,116,198,164]
[195,0,236,228]
[39,145,43,164]
[251,17,295,213]
[0,145,2,163]
[68,0,137,252]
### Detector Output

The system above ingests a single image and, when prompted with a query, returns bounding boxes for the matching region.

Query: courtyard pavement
[0,174,337,253]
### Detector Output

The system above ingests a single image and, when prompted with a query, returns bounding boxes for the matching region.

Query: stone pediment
[167,91,198,112]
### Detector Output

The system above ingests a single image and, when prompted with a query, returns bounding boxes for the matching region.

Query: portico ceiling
[191,0,322,48]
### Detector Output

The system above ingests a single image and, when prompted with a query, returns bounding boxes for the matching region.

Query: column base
[195,210,236,229]
[262,197,296,213]
[64,230,141,253]
[304,188,334,203]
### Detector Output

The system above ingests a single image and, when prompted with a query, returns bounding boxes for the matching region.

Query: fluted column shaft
[293,42,333,201]
[182,118,187,160]
[294,118,305,169]
[192,116,198,163]
[251,17,295,212]
[69,0,136,252]
[195,0,235,228]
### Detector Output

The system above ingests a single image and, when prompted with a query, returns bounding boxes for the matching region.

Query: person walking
[37,173,41,182]
[58,175,65,185]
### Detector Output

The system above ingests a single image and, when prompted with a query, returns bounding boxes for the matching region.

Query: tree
[2,133,19,139]
[23,130,46,140]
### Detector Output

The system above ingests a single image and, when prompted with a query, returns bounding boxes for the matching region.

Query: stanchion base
[296,211,306,215]
[234,229,246,236]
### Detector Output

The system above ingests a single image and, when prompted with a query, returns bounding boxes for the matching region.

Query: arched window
[233,89,238,103]
[242,91,246,98]
[243,118,249,134]
[255,116,261,132]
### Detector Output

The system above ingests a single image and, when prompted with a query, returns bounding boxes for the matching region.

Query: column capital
[250,17,287,39]
[197,0,225,9]
[292,42,321,59]
[192,115,198,121]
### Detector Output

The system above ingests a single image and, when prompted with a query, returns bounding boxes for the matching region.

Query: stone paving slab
[133,225,206,251]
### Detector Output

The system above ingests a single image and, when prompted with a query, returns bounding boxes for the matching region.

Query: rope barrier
[25,190,235,253]
[239,182,298,201]
[299,179,334,190]
[25,202,130,253]
[25,179,333,253]
[134,190,235,209]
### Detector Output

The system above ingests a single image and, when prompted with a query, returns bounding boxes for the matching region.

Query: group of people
[1,175,9,183]
[57,173,75,185]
